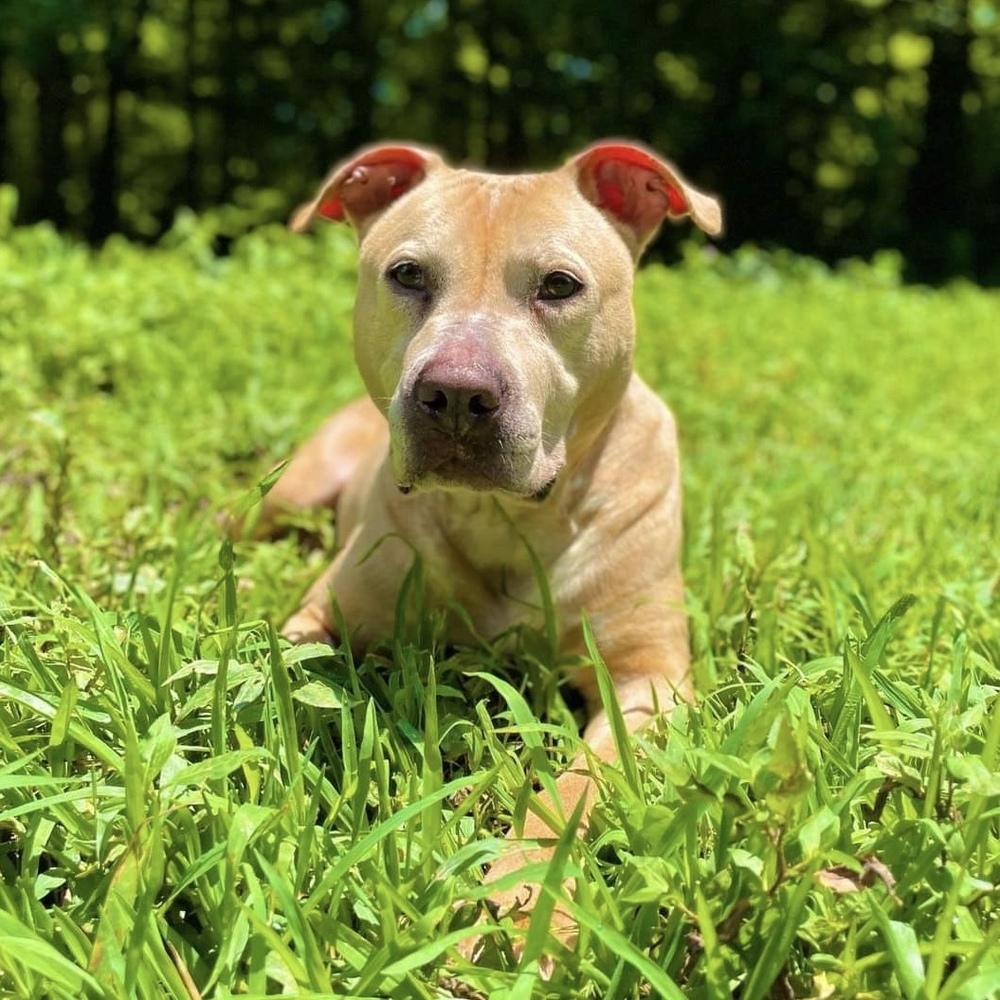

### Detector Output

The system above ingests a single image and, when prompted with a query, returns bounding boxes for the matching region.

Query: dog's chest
[416,493,575,636]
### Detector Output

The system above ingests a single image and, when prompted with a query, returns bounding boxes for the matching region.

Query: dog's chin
[395,457,560,502]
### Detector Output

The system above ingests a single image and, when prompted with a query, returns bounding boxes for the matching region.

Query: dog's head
[292,141,722,500]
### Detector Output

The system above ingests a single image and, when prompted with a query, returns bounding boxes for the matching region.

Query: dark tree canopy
[1,0,998,283]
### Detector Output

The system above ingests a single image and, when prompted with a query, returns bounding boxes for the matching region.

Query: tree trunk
[904,13,974,281]
[0,57,8,191]
[181,0,200,209]
[35,47,72,229]
[88,0,149,241]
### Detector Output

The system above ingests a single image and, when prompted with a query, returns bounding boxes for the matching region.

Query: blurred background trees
[1,0,998,283]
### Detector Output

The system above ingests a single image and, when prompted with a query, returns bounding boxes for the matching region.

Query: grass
[1,196,998,998]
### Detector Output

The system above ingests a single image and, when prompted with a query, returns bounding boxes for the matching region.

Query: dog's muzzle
[393,357,553,496]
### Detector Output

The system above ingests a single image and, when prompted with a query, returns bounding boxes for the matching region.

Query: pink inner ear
[320,147,430,226]
[577,143,691,244]
[317,195,346,222]
[665,185,687,216]
[595,172,686,221]
[595,177,627,218]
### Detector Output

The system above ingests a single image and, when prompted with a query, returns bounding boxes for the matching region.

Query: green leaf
[160,748,272,793]
[869,899,929,1000]
[291,679,345,709]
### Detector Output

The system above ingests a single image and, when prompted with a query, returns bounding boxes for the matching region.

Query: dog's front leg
[282,512,413,648]
[470,669,685,961]
[281,547,351,644]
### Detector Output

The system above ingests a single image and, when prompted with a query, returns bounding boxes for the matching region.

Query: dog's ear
[290,144,442,233]
[570,141,723,256]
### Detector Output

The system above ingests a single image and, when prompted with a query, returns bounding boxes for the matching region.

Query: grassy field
[1,197,998,998]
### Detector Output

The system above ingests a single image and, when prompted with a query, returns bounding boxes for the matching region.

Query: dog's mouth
[393,438,560,501]
[396,472,557,502]
[529,476,557,502]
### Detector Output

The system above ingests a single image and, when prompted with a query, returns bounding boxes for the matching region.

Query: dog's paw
[457,910,573,979]
[456,876,577,976]
[281,607,335,645]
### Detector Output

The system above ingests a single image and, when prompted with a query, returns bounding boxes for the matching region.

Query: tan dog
[261,140,721,948]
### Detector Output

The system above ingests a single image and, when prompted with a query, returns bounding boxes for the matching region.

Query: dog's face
[292,142,722,499]
[354,168,637,499]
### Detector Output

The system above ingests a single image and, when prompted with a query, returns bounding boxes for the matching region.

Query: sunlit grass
[1,215,998,997]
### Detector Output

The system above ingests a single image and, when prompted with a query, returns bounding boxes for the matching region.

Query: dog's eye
[389,261,426,291]
[538,270,583,301]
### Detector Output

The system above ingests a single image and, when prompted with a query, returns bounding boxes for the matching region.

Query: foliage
[1,0,1000,281]
[0,220,999,997]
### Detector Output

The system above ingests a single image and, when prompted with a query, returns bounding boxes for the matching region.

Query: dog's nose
[413,364,504,433]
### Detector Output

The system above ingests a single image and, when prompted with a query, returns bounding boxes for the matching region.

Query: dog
[257,140,722,952]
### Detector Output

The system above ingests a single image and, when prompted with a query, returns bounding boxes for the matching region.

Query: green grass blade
[266,622,306,824]
[740,868,818,1000]
[583,614,641,797]
[0,908,101,995]
[561,895,687,1000]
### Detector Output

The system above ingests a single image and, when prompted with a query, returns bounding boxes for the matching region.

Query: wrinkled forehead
[360,167,633,272]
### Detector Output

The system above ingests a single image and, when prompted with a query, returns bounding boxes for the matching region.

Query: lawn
[1,196,998,998]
